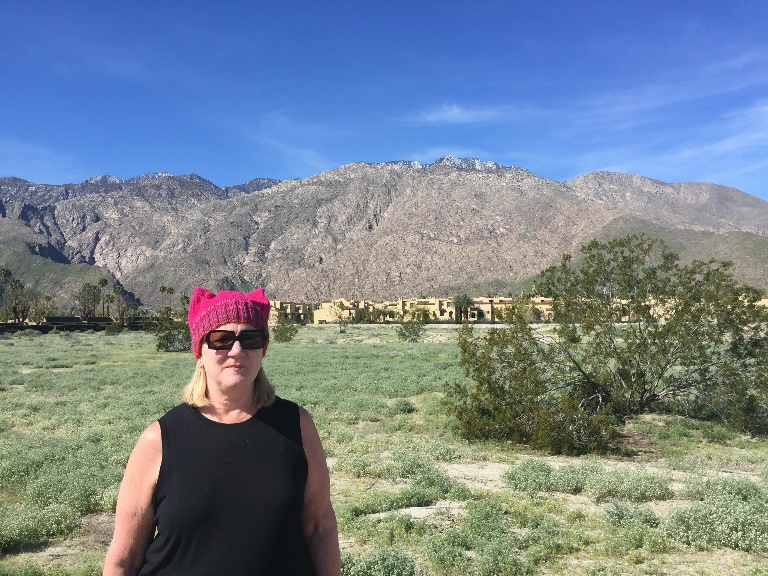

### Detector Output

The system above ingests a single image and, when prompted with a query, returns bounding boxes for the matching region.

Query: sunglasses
[204,330,268,351]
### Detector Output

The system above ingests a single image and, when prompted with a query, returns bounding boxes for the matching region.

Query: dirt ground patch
[441,460,512,492]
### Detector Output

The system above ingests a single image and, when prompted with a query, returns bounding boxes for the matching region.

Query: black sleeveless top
[138,397,315,575]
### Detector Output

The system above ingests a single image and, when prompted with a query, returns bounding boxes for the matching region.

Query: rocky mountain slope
[1,157,767,308]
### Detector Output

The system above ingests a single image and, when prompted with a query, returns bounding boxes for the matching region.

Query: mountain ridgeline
[1,157,767,308]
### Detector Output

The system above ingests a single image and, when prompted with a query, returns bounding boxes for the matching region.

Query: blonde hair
[183,365,275,409]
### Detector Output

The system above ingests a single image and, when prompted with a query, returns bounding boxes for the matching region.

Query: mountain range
[1,157,767,309]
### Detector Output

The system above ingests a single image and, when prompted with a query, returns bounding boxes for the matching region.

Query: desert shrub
[518,514,584,564]
[529,395,618,455]
[155,321,190,352]
[385,451,432,481]
[413,467,471,501]
[331,434,390,477]
[0,567,46,576]
[98,483,120,513]
[599,523,670,559]
[0,430,124,551]
[342,513,425,549]
[459,498,534,575]
[396,320,426,343]
[503,459,602,495]
[604,501,660,528]
[550,462,603,494]
[342,486,441,518]
[389,398,416,415]
[503,459,554,493]
[341,547,427,576]
[446,317,616,455]
[461,497,509,546]
[448,236,768,453]
[390,436,460,463]
[423,528,470,575]
[503,460,672,502]
[333,453,385,478]
[584,467,673,503]
[0,435,77,487]
[454,495,578,574]
[271,317,299,343]
[341,465,468,519]
[103,322,124,335]
[12,330,42,339]
[679,476,766,502]
[666,492,768,552]
[475,537,531,576]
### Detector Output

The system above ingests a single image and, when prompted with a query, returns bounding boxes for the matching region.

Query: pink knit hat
[188,287,271,358]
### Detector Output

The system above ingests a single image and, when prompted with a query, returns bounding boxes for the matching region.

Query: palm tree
[453,293,473,323]
[102,293,115,316]
[0,268,11,318]
[8,280,29,323]
[97,278,109,314]
[113,286,127,324]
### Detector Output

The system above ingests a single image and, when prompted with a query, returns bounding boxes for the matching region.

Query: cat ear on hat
[247,287,270,306]
[189,287,216,324]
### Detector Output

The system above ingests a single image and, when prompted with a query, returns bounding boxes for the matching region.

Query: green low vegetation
[1,326,768,574]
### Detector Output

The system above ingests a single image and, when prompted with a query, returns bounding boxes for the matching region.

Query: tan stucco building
[277,294,767,326]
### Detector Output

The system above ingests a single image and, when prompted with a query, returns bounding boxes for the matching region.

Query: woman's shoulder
[130,419,162,467]
[157,402,194,424]
[270,398,320,450]
[263,395,301,414]
[264,396,314,425]
[258,396,304,445]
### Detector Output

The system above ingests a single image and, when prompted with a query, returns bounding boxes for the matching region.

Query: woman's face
[199,322,265,395]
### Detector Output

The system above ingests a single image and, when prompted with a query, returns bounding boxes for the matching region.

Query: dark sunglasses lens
[206,331,236,349]
[238,331,266,349]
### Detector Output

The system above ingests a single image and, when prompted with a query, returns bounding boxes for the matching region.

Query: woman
[104,287,340,575]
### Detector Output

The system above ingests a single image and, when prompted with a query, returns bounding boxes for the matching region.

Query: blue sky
[2,1,768,201]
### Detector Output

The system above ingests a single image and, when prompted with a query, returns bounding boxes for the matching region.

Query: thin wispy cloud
[539,98,768,195]
[237,113,340,177]
[20,29,151,83]
[702,48,767,75]
[74,44,150,83]
[573,48,768,132]
[414,104,510,125]
[667,100,768,159]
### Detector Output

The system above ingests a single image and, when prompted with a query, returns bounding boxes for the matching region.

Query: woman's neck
[200,393,260,423]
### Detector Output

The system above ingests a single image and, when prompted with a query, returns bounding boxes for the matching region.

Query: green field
[1,326,768,575]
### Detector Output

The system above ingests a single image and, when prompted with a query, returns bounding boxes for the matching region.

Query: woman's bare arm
[103,421,162,576]
[300,408,341,576]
